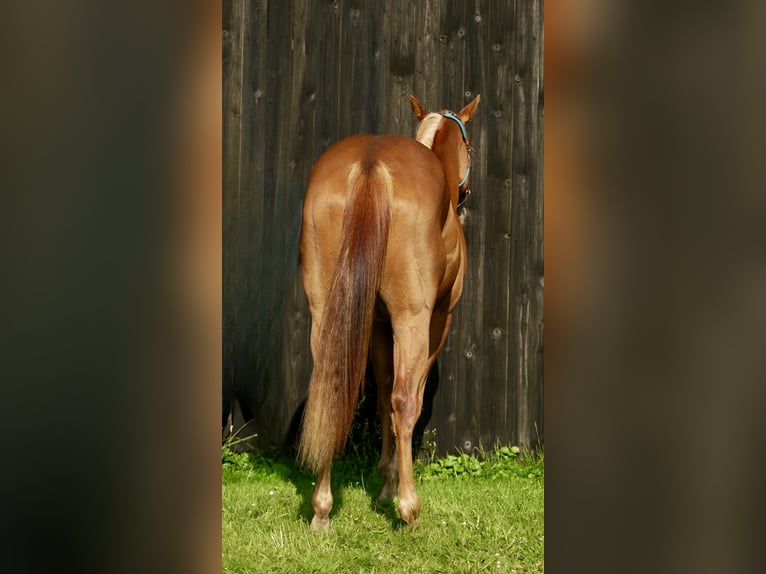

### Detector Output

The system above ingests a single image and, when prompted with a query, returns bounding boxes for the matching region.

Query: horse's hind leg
[371,321,397,500]
[310,463,332,531]
[305,306,334,532]
[390,310,432,524]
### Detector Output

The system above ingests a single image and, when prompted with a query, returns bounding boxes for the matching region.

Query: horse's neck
[430,138,461,209]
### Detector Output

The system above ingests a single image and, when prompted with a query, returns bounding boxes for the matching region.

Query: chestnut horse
[298,95,480,530]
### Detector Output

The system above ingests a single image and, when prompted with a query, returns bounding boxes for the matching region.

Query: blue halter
[441,111,471,190]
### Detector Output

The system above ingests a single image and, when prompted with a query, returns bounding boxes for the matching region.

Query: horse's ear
[409,95,427,121]
[458,94,481,124]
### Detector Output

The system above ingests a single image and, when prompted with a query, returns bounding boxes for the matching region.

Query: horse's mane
[414,113,443,149]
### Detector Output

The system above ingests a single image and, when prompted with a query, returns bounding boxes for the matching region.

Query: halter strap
[441,111,471,190]
[441,111,468,141]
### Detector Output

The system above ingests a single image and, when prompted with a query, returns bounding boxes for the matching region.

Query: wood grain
[223,0,544,455]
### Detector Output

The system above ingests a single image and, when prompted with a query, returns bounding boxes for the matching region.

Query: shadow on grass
[261,450,409,529]
[370,497,405,529]
[265,363,440,530]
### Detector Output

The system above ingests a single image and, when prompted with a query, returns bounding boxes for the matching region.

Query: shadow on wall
[226,359,441,462]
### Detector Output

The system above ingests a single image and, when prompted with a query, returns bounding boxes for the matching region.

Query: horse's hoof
[310,515,330,532]
[398,498,421,525]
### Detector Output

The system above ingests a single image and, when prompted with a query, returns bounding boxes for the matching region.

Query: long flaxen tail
[298,160,393,473]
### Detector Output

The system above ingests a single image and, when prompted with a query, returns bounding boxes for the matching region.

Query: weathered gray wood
[507,0,544,448]
[223,0,544,455]
[222,0,245,423]
[477,0,515,451]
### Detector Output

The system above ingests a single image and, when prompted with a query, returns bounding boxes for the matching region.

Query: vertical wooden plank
[231,0,272,433]
[255,0,315,446]
[336,1,354,138]
[478,0,513,449]
[509,0,544,448]
[409,0,443,454]
[370,2,389,132]
[476,0,515,451]
[373,2,391,134]
[532,0,545,444]
[441,1,486,455]
[412,0,441,110]
[314,1,342,153]
[222,0,245,424]
[530,0,544,447]
[420,0,478,455]
[345,0,377,134]
[260,0,314,446]
[383,3,419,135]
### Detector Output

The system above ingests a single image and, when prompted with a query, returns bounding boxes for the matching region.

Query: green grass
[222,445,544,573]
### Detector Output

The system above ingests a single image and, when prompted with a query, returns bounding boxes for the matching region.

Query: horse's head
[409,95,480,208]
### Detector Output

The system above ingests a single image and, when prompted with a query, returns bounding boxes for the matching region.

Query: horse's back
[306,134,447,208]
[305,134,449,244]
[301,133,460,317]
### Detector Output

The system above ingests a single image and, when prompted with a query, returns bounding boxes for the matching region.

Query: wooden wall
[223,0,543,455]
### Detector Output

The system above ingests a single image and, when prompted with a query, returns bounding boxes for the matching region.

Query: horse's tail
[298,160,393,473]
